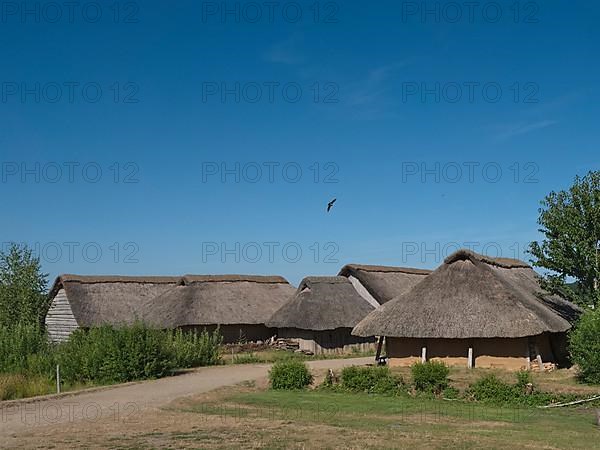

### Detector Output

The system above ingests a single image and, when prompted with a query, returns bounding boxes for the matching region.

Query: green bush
[465,373,580,407]
[569,309,600,384]
[269,360,313,390]
[340,366,405,395]
[0,324,54,374]
[442,386,459,399]
[411,361,450,394]
[56,323,176,383]
[168,328,222,368]
[515,370,532,389]
[466,374,516,404]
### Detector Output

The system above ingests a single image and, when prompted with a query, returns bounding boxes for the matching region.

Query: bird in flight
[327,198,337,212]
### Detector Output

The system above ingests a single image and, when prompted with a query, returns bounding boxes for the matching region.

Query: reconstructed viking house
[46,274,295,343]
[139,275,296,343]
[266,276,377,354]
[45,275,181,342]
[352,250,582,370]
[339,264,431,304]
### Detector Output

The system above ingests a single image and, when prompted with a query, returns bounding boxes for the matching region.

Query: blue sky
[1,1,598,286]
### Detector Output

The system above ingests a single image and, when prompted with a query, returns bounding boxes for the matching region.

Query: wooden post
[596,409,600,427]
[534,342,544,371]
[56,365,61,394]
[468,347,473,368]
[375,336,384,361]
[421,346,427,363]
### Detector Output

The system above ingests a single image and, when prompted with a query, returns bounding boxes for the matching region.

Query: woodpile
[267,337,314,355]
[272,338,300,351]
[530,362,557,372]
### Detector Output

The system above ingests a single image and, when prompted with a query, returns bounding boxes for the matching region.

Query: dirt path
[0,357,372,445]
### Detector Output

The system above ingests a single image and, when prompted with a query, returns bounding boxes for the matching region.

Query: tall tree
[0,243,49,327]
[528,171,600,308]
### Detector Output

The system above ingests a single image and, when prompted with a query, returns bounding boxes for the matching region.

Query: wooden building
[339,263,431,305]
[45,275,180,342]
[266,276,376,355]
[139,275,295,343]
[353,250,582,370]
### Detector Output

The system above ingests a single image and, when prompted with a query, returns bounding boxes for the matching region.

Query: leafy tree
[0,243,49,327]
[528,171,600,308]
[569,308,600,384]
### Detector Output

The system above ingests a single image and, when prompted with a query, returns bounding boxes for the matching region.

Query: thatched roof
[339,264,431,304]
[139,275,295,327]
[266,276,375,331]
[353,249,582,339]
[49,275,182,327]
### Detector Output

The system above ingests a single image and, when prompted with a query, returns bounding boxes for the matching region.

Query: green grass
[179,389,600,449]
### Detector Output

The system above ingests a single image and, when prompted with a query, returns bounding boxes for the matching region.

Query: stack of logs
[530,362,557,372]
[270,338,314,355]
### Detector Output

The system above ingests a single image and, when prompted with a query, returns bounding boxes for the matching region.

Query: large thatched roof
[266,276,375,331]
[49,275,182,327]
[353,250,582,339]
[339,264,431,304]
[139,274,295,327]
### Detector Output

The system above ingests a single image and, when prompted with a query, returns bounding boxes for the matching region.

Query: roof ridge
[339,264,432,275]
[182,274,289,284]
[443,249,530,269]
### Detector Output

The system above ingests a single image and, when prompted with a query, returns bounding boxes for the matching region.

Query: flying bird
[327,198,337,212]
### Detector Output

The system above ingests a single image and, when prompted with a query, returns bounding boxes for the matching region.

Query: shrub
[466,373,581,407]
[442,386,460,399]
[168,328,222,368]
[340,366,405,395]
[466,374,516,404]
[411,361,450,394]
[0,323,54,374]
[515,370,532,389]
[569,309,600,384]
[269,360,313,390]
[56,323,175,383]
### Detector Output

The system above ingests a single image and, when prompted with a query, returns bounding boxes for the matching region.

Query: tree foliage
[0,243,49,327]
[528,171,600,307]
[569,308,600,384]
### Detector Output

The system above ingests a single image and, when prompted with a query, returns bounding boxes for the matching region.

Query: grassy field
[162,366,600,450]
[10,365,600,449]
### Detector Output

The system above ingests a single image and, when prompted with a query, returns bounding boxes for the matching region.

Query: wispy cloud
[342,62,409,119]
[493,120,558,141]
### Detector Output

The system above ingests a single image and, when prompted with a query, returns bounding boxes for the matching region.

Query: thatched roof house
[353,250,582,370]
[266,276,376,354]
[45,273,296,343]
[339,264,431,304]
[139,275,296,343]
[45,275,181,342]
